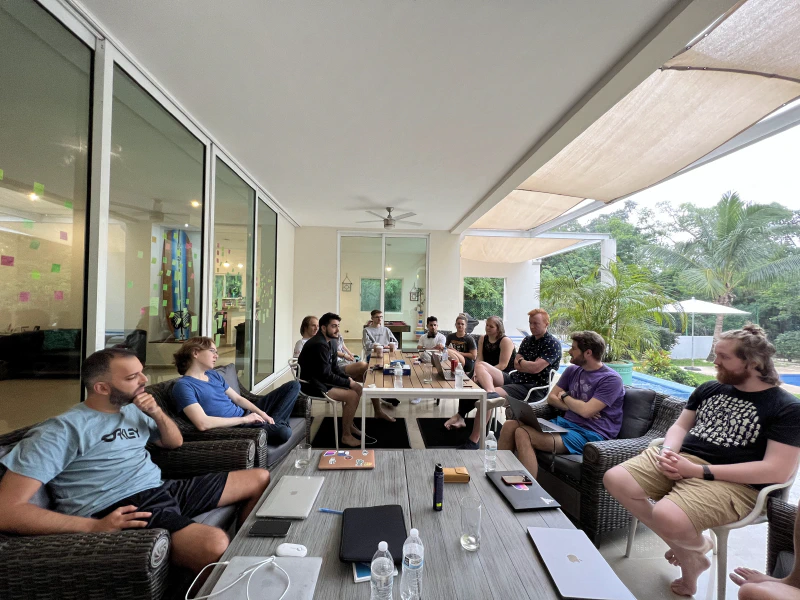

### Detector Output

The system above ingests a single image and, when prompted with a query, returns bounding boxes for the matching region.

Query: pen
[319,508,343,515]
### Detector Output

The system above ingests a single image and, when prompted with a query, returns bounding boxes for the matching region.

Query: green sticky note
[176,272,182,281]
[51,264,60,273]
[169,312,175,318]
[64,201,73,210]
[158,270,163,276]
[187,286,191,293]
[162,299,167,307]
[163,232,167,240]
[22,220,33,230]
[33,182,44,196]
[127,281,133,288]
[185,299,189,306]
[137,251,143,259]
[188,261,192,268]
[166,270,171,277]
[162,284,167,291]
[0,168,3,180]
[151,258,156,264]
[162,257,167,263]
[172,259,177,266]
[173,232,178,239]
[191,316,198,331]
[31,271,40,280]
[153,283,157,291]
[214,334,220,346]
[194,253,198,259]
[29,240,40,250]
[149,297,158,316]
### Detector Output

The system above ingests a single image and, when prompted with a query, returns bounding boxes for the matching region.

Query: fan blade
[400,221,423,226]
[356,219,385,223]
[366,211,386,219]
[392,212,416,220]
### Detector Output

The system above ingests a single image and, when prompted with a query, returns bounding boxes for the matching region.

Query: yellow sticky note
[151,236,157,243]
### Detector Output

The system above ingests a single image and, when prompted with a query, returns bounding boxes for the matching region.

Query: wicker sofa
[767,497,797,578]
[525,387,686,544]
[147,363,305,469]
[0,423,255,600]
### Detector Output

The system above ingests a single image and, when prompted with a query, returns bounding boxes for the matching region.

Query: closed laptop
[256,476,324,519]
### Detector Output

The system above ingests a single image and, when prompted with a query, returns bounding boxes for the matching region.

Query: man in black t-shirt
[604,326,800,598]
[445,315,477,374]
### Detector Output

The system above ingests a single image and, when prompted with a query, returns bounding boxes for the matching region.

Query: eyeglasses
[207,348,219,356]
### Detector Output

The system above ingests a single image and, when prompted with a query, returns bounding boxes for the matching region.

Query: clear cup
[422,362,433,384]
[294,443,311,469]
[387,341,397,353]
[460,496,482,551]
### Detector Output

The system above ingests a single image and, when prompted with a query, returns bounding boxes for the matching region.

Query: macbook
[209,556,322,600]
[506,396,568,434]
[256,476,324,519]
[431,352,455,381]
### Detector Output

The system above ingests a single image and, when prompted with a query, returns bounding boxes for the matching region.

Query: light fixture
[223,261,230,268]
[28,193,39,201]
[190,200,200,208]
[385,266,392,272]
[184,223,189,228]
[237,263,243,268]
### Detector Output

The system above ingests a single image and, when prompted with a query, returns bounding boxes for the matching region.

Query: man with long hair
[605,325,800,597]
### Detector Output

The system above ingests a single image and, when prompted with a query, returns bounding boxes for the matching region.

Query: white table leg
[479,392,486,450]
[361,389,366,450]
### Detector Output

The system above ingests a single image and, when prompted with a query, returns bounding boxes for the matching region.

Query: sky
[584,121,800,224]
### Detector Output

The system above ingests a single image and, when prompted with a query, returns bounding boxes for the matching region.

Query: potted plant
[541,261,677,384]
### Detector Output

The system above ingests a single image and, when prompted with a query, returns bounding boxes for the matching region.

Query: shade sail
[471,190,583,230]
[660,298,750,315]
[460,236,583,263]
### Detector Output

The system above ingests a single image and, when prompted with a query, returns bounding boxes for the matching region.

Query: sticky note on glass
[51,264,60,273]
[59,231,67,241]
[185,299,189,306]
[137,251,143,259]
[185,242,192,250]
[166,270,171,277]
[190,272,194,279]
[152,236,157,243]
[29,240,40,250]
[127,281,133,288]
[1,255,14,267]
[162,284,167,291]
[33,182,44,196]
[169,312,175,318]
[151,258,156,264]
[162,299,168,307]
[140,307,145,315]
[163,232,167,240]
[172,259,177,266]
[23,220,33,229]
[153,283,157,291]
[64,201,73,210]
[187,286,191,293]
[191,316,198,331]
[149,297,159,316]
[54,291,64,300]
[19,292,30,302]
[188,261,192,268]
[162,257,167,263]
[176,272,182,281]
[173,232,178,239]
[31,271,40,280]
[0,168,3,180]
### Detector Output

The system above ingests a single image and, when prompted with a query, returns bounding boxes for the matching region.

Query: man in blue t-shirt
[0,348,270,575]
[498,331,624,479]
[171,337,300,444]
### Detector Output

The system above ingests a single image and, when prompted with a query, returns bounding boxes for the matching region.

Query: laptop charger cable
[187,555,291,600]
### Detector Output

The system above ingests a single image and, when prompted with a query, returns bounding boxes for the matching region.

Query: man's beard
[427,331,436,338]
[109,385,136,407]
[716,365,748,385]
[571,353,586,367]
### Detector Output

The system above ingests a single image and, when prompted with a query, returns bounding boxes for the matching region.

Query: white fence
[671,335,713,360]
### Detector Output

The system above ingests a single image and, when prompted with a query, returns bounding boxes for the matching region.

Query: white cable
[246,559,291,600]
[186,556,290,600]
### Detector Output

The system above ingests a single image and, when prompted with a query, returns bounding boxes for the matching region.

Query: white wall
[671,335,713,360]
[461,258,539,334]
[273,214,296,374]
[429,232,462,326]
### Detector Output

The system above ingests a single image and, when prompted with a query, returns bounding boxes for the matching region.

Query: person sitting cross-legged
[604,325,800,598]
[499,330,624,479]
[0,348,270,575]
[172,337,300,445]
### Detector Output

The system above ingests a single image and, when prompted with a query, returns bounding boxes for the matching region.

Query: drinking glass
[422,362,433,384]
[294,443,311,469]
[460,496,482,551]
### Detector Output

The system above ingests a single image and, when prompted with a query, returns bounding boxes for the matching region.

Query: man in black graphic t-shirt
[605,326,800,598]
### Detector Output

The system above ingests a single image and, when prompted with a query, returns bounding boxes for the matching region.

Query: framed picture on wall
[409,290,419,302]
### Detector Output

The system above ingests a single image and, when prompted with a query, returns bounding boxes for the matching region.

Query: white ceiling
[77,0,680,230]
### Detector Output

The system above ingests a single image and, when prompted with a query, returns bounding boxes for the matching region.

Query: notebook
[486,470,560,511]
[255,476,324,519]
[528,528,635,599]
[317,449,376,470]
[339,504,406,564]
[208,556,322,600]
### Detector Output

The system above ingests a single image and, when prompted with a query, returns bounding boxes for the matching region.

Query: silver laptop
[431,352,455,380]
[528,527,635,600]
[209,556,322,600]
[256,476,324,519]
[506,397,568,434]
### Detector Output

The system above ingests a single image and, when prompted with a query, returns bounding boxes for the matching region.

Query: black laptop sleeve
[487,471,561,511]
[339,504,407,564]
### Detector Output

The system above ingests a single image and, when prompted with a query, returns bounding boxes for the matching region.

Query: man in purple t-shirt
[498,331,624,479]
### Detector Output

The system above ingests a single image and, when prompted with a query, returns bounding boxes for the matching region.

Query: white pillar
[600,238,616,284]
[531,259,542,308]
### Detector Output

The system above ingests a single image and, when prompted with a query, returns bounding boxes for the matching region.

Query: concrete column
[531,259,542,308]
[600,238,616,284]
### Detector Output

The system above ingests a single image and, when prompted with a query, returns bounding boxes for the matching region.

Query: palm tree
[644,192,800,359]
[540,261,676,363]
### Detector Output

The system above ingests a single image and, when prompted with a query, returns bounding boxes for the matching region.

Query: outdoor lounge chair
[766,497,797,580]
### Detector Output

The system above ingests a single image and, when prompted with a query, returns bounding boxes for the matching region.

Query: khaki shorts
[621,447,759,534]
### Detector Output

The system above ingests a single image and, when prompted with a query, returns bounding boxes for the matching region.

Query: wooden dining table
[359,349,488,450]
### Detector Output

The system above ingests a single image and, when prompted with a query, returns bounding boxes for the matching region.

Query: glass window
[107,66,205,385]
[213,159,255,387]
[0,2,92,433]
[254,200,277,383]
[384,237,427,347]
[360,278,402,312]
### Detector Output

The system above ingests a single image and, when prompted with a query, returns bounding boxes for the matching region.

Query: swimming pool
[556,366,695,400]
[781,374,800,386]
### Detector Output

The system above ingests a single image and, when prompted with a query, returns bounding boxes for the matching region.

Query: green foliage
[775,331,800,361]
[639,349,698,386]
[361,278,402,312]
[655,327,680,352]
[540,260,677,363]
[463,277,505,320]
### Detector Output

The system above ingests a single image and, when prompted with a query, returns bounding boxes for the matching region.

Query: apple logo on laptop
[567,554,582,563]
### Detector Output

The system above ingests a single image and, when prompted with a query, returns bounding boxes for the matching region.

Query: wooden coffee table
[198,449,572,599]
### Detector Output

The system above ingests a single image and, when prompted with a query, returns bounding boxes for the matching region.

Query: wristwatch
[702,465,715,481]
[560,391,568,402]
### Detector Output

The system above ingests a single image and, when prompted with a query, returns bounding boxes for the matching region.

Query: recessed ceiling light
[385,266,392,272]
[190,200,200,208]
[28,193,39,201]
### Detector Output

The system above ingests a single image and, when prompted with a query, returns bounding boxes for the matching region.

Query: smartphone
[248,520,291,537]
[502,475,533,486]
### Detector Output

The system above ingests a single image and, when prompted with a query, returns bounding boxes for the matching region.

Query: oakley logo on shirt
[101,427,140,443]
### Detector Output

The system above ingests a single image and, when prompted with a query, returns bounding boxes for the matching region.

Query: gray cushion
[617,387,657,440]
[265,417,306,469]
[536,451,583,481]
[773,551,794,578]
[216,363,242,395]
[192,504,238,529]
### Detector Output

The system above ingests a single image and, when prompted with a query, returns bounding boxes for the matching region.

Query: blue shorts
[551,416,604,455]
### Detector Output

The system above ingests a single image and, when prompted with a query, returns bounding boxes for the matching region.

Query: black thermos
[433,463,444,511]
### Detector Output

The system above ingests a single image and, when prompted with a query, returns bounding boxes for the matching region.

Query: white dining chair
[288,358,343,450]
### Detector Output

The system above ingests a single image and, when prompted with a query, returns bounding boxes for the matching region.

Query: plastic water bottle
[454,363,464,389]
[370,541,394,600]
[399,528,424,600]
[394,364,403,388]
[484,430,497,472]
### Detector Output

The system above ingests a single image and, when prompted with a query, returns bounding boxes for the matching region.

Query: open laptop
[431,352,455,381]
[528,527,635,600]
[255,476,324,519]
[506,396,568,434]
[209,556,322,600]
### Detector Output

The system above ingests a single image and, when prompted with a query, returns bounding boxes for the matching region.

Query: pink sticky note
[190,272,194,279]
[54,291,64,300]
[59,231,67,241]
[185,242,192,250]
[1,255,14,267]
[140,307,146,316]
[19,292,30,302]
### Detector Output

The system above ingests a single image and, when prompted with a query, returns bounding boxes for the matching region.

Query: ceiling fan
[357,207,422,229]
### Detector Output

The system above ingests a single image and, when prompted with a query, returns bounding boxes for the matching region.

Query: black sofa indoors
[0,329,81,379]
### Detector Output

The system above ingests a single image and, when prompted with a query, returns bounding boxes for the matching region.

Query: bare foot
[444,414,466,430]
[670,539,713,597]
[341,435,361,447]
[350,426,362,437]
[730,567,778,587]
[375,411,396,423]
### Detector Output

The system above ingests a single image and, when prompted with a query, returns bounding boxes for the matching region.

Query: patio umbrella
[660,298,750,367]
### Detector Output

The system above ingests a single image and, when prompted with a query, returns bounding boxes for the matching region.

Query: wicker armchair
[527,388,686,543]
[767,497,797,577]
[0,424,255,600]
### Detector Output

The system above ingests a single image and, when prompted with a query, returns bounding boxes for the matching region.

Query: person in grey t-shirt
[362,309,398,356]
[0,348,270,575]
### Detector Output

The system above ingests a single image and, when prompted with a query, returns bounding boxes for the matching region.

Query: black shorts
[93,472,229,533]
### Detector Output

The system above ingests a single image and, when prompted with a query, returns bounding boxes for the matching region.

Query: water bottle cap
[410,528,418,537]
[378,541,388,551]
